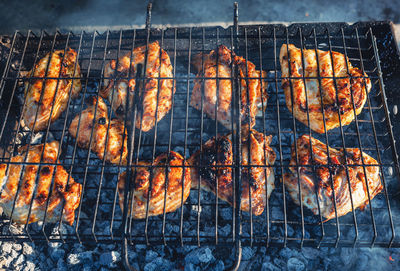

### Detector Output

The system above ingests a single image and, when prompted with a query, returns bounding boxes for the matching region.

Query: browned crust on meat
[23,48,82,132]
[117,151,191,219]
[0,141,82,225]
[190,45,268,129]
[100,41,175,132]
[283,134,382,220]
[68,96,127,165]
[279,44,371,133]
[188,127,276,215]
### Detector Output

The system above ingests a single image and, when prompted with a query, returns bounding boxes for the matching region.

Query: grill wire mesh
[0,12,399,270]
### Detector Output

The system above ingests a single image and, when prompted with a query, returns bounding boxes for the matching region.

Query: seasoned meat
[279,44,371,133]
[22,48,82,132]
[68,96,128,165]
[283,135,382,220]
[100,41,174,132]
[190,45,268,129]
[188,127,276,215]
[0,141,81,225]
[117,151,191,219]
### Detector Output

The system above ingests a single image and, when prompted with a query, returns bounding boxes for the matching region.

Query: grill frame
[0,3,399,271]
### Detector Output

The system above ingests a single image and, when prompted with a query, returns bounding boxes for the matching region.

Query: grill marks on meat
[117,151,191,219]
[100,41,175,132]
[188,128,276,216]
[22,48,82,132]
[279,44,371,133]
[283,135,382,220]
[0,141,82,225]
[68,96,128,165]
[190,45,268,129]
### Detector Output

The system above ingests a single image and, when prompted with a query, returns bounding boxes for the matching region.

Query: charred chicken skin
[117,151,191,219]
[283,135,382,220]
[68,96,128,165]
[188,127,276,216]
[23,48,82,132]
[100,41,175,132]
[190,45,268,129]
[279,44,371,133]
[0,141,82,225]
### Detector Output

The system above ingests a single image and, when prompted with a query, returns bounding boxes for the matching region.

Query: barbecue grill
[0,3,399,270]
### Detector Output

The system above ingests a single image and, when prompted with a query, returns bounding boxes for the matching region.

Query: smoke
[0,0,399,34]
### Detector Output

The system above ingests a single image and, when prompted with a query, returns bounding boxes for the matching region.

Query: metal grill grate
[0,3,399,270]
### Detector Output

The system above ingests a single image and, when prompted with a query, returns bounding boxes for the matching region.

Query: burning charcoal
[22,243,34,257]
[301,247,320,260]
[273,256,286,268]
[219,224,231,236]
[145,250,158,263]
[185,247,214,265]
[14,254,25,267]
[12,243,22,252]
[8,224,24,235]
[294,229,310,240]
[49,247,65,262]
[279,247,295,259]
[0,255,13,269]
[287,257,306,271]
[135,244,147,251]
[262,262,281,271]
[66,253,80,265]
[241,247,255,261]
[184,263,198,271]
[57,258,68,271]
[286,224,295,237]
[191,205,202,213]
[220,207,232,221]
[354,252,370,270]
[1,243,12,254]
[214,260,225,271]
[67,251,93,266]
[271,206,284,220]
[24,261,36,271]
[144,257,173,271]
[10,249,17,261]
[99,251,121,268]
[48,242,62,250]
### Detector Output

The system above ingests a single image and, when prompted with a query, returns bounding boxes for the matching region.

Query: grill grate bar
[180,27,192,246]
[5,31,63,243]
[162,27,178,246]
[345,27,377,246]
[284,27,306,247]
[196,27,206,246]
[40,32,83,243]
[368,27,399,247]
[0,6,398,267]
[258,26,270,246]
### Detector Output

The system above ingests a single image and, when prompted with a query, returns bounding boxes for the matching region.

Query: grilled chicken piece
[100,41,174,132]
[283,135,382,220]
[279,44,371,133]
[22,48,82,132]
[117,151,191,219]
[0,141,82,225]
[188,128,276,215]
[190,45,268,129]
[68,96,128,165]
